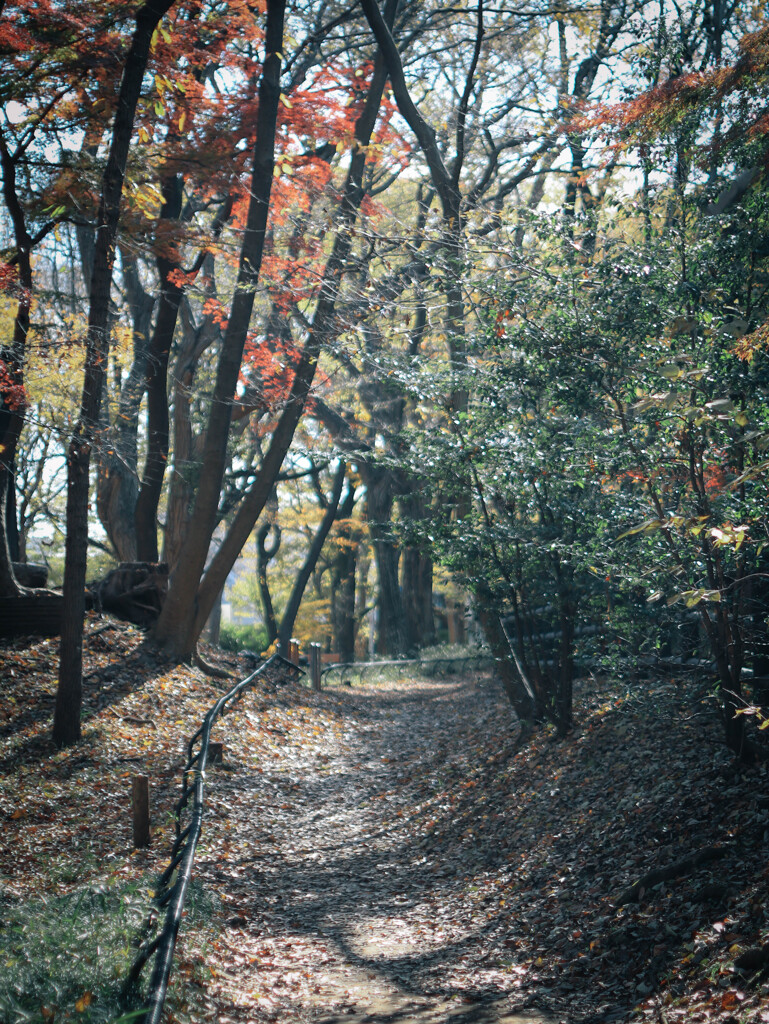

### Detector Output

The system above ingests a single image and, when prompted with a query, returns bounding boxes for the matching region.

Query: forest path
[191,670,552,1024]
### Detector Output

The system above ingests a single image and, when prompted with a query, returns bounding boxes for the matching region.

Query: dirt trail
[192,672,553,1024]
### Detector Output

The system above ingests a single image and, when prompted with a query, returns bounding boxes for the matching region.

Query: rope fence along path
[123,653,304,1024]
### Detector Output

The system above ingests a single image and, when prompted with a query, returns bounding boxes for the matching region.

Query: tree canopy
[1,0,768,756]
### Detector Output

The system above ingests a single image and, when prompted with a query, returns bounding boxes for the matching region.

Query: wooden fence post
[132,774,150,848]
[288,637,299,665]
[309,642,322,692]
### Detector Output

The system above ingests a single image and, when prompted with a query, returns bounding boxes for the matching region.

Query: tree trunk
[0,130,33,598]
[153,0,398,660]
[135,127,234,566]
[95,247,154,561]
[400,490,435,652]
[5,459,19,561]
[366,467,407,656]
[476,596,536,726]
[162,333,201,570]
[54,0,177,747]
[205,587,223,645]
[278,461,346,654]
[135,175,206,562]
[330,484,359,662]
[256,518,281,644]
[152,0,286,658]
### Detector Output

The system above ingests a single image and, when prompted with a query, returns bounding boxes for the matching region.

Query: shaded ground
[1,624,768,1024]
[187,670,769,1024]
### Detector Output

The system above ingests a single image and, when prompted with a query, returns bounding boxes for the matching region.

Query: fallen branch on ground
[613,845,728,907]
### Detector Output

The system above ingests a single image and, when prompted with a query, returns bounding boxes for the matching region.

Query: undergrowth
[0,873,221,1024]
[0,876,150,1023]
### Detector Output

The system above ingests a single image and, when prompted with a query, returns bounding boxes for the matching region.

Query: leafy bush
[218,623,269,654]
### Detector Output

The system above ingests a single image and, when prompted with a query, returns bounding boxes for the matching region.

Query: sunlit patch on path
[191,673,555,1024]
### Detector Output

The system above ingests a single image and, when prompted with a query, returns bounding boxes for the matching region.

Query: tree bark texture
[366,467,407,657]
[330,484,359,662]
[95,248,154,561]
[400,491,435,651]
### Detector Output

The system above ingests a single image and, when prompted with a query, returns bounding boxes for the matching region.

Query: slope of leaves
[2,627,769,1024]
[0,619,270,1023]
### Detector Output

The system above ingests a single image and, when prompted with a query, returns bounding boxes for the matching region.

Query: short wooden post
[131,774,150,848]
[288,637,299,665]
[208,741,223,764]
[309,642,322,692]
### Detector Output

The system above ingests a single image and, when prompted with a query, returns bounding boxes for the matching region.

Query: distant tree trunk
[256,518,281,644]
[366,467,407,656]
[278,461,346,654]
[330,484,358,662]
[54,0,177,748]
[95,247,154,561]
[402,547,434,650]
[356,548,372,658]
[400,491,434,651]
[134,174,185,561]
[205,587,223,645]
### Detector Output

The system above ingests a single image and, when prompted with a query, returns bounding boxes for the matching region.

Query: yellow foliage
[25,320,86,420]
[0,295,15,348]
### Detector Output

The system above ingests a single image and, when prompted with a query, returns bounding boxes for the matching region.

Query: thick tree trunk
[54,0,177,747]
[402,547,435,651]
[152,0,286,658]
[400,491,435,652]
[153,1,398,660]
[162,342,200,570]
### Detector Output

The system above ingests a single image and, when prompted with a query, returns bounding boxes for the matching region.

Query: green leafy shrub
[218,623,269,654]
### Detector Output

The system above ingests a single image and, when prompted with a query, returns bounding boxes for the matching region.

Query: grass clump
[0,875,222,1024]
[0,877,151,1024]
